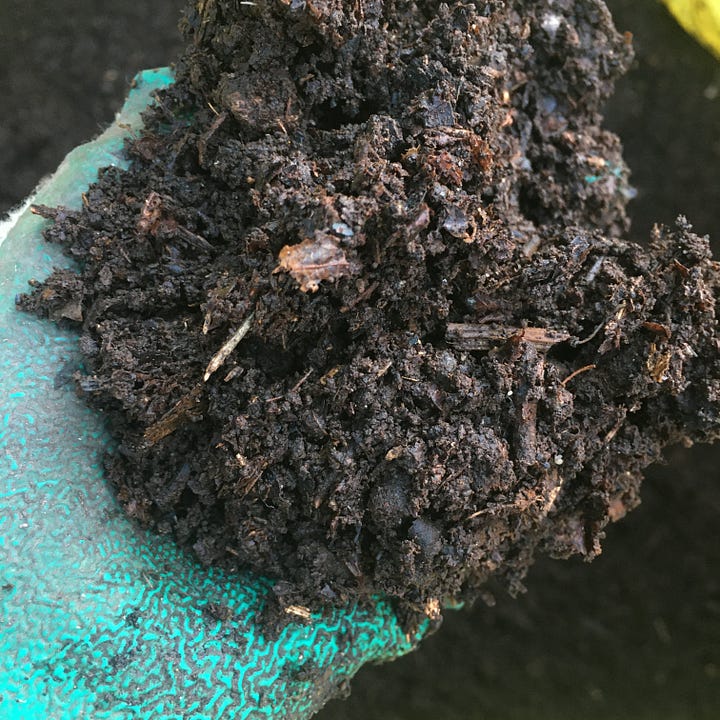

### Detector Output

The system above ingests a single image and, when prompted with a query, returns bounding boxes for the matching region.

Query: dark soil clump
[19,0,720,621]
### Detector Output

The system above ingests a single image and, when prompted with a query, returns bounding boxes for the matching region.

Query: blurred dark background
[0,0,183,214]
[1,1,719,718]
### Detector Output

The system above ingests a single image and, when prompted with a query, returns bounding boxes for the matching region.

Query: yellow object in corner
[662,0,720,59]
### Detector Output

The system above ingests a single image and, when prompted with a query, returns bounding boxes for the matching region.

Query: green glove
[0,69,428,720]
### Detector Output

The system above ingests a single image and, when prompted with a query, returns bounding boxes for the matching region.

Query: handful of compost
[16,0,720,644]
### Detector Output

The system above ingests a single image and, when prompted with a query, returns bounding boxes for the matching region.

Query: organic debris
[276,235,356,292]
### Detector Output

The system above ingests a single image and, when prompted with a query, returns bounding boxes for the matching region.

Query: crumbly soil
[19,0,720,622]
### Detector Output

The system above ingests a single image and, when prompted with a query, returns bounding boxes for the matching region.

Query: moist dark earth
[16,0,720,626]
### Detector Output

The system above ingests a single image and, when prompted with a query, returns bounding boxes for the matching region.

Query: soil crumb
[19,0,720,622]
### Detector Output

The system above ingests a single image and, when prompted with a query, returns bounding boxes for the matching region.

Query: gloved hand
[0,69,428,720]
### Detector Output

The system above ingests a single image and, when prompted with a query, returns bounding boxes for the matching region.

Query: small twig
[574,318,606,346]
[290,368,313,394]
[340,281,379,312]
[223,366,243,382]
[198,110,227,165]
[204,313,255,382]
[560,363,596,387]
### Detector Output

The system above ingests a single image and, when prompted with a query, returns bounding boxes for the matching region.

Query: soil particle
[18,0,720,623]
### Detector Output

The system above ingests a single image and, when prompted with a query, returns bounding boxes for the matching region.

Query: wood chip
[446,323,570,351]
[424,598,442,621]
[284,605,312,620]
[642,320,671,340]
[646,342,672,383]
[144,384,204,445]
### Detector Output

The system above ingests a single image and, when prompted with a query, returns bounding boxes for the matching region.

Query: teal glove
[0,69,427,720]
